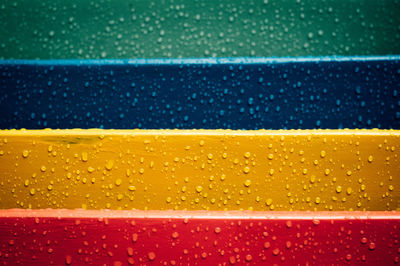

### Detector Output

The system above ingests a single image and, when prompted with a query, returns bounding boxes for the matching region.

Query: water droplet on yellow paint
[269,169,274,175]
[315,197,321,204]
[320,150,326,158]
[207,153,213,160]
[128,185,136,191]
[267,154,274,160]
[24,180,29,187]
[243,167,250,174]
[196,185,203,193]
[220,174,226,181]
[346,187,353,195]
[336,186,342,193]
[81,152,88,162]
[29,188,36,195]
[40,166,46,172]
[368,155,373,163]
[244,152,251,158]
[105,160,114,170]
[244,179,252,187]
[265,198,273,206]
[115,179,122,186]
[22,150,29,158]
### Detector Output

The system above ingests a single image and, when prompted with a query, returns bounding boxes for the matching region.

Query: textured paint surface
[1,0,400,59]
[0,209,399,265]
[1,58,400,129]
[0,129,399,211]
[1,0,399,263]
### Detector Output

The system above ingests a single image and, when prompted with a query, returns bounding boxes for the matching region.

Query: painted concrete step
[0,209,399,265]
[1,0,399,59]
[1,57,399,130]
[0,129,398,211]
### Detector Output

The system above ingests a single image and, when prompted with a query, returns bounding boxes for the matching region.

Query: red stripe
[0,210,399,265]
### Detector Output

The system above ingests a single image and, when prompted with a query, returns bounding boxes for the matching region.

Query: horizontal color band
[1,58,399,129]
[0,209,399,265]
[1,0,399,59]
[0,129,398,211]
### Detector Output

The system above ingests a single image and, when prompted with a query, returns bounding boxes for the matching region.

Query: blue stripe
[0,57,399,129]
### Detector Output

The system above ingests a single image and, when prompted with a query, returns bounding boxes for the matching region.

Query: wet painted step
[1,57,399,130]
[1,0,399,59]
[0,209,399,265]
[0,129,398,211]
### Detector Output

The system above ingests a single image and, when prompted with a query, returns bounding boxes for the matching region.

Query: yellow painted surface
[0,129,399,211]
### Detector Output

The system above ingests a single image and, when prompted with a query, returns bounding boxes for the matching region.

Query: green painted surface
[1,0,399,59]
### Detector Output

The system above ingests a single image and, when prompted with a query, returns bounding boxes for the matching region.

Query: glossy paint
[1,0,400,59]
[1,57,399,130]
[0,209,399,265]
[0,129,398,211]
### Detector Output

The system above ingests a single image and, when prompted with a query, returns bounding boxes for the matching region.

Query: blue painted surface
[0,57,399,129]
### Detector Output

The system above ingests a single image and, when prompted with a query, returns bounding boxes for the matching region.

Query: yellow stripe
[0,129,398,211]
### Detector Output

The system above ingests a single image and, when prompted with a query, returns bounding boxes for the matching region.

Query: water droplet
[22,150,29,158]
[81,152,88,162]
[105,160,114,170]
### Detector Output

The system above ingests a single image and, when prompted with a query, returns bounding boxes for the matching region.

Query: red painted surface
[0,210,399,265]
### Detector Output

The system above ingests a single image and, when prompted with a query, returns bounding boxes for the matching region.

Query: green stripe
[1,0,399,59]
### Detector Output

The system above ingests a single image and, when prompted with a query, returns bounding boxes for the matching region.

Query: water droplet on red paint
[229,256,236,264]
[132,233,138,242]
[65,255,72,265]
[215,227,221,234]
[286,221,292,228]
[245,254,252,261]
[148,252,156,261]
[172,231,179,239]
[273,248,280,256]
[127,247,134,256]
[369,242,376,250]
[264,242,270,249]
[313,219,320,225]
